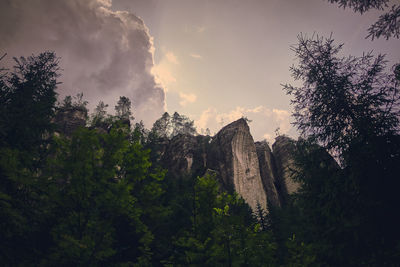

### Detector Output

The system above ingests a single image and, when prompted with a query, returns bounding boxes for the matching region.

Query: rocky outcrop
[255,141,282,207]
[52,111,339,213]
[208,119,268,212]
[159,119,303,212]
[159,118,339,213]
[54,107,87,136]
[272,136,301,201]
[161,134,210,178]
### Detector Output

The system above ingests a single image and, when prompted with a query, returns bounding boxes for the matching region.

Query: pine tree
[282,34,400,265]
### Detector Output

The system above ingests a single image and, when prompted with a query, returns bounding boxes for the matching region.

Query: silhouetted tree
[150,112,171,139]
[58,93,88,114]
[283,34,400,156]
[150,111,197,140]
[0,51,59,152]
[327,0,388,13]
[90,101,110,127]
[171,112,197,137]
[327,0,400,40]
[282,34,400,265]
[115,96,132,121]
[0,51,60,264]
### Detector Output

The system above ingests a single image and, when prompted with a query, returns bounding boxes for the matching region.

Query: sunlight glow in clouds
[151,50,182,93]
[152,64,177,89]
[166,52,179,65]
[195,106,292,142]
[179,92,197,107]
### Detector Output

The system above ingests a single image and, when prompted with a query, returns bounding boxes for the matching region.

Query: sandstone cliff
[272,136,301,202]
[54,107,87,136]
[255,141,282,207]
[53,112,337,214]
[160,118,302,212]
[208,119,268,212]
[161,134,209,178]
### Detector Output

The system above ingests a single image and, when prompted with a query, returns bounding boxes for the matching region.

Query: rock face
[54,107,87,136]
[161,134,209,178]
[207,119,268,212]
[272,136,301,202]
[255,141,282,207]
[53,110,339,212]
[160,118,338,213]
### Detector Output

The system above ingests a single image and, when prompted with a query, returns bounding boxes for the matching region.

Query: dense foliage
[283,34,399,155]
[2,34,399,266]
[0,52,280,266]
[279,35,400,266]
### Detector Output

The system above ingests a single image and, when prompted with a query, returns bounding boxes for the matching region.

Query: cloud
[165,51,179,65]
[179,92,197,107]
[271,109,291,133]
[195,106,294,142]
[272,108,290,120]
[197,26,206,33]
[151,51,180,92]
[215,106,246,125]
[152,64,177,88]
[195,107,217,131]
[0,0,165,127]
[246,106,264,113]
[263,133,274,144]
[190,53,203,60]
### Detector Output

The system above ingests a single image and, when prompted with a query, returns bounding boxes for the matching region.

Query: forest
[1,38,399,266]
[1,0,400,266]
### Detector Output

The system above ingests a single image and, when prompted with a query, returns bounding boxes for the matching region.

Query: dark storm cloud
[0,0,165,125]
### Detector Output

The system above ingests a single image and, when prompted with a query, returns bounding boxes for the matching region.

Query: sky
[1,0,399,142]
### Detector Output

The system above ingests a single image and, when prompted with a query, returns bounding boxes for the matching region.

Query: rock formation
[54,107,87,136]
[159,118,304,212]
[161,134,209,178]
[255,141,282,207]
[272,136,301,202]
[208,119,268,212]
[52,110,339,214]
[53,112,338,213]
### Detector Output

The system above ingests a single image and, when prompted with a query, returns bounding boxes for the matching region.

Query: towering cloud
[0,0,165,125]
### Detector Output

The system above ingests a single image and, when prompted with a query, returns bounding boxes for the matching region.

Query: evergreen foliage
[150,111,197,140]
[283,34,400,156]
[0,52,59,152]
[90,101,111,128]
[115,96,133,121]
[0,52,282,266]
[279,34,400,265]
[171,174,277,266]
[327,0,400,40]
[2,43,398,265]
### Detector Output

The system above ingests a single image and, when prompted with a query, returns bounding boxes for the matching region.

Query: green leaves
[171,174,277,266]
[43,126,165,265]
[213,204,229,216]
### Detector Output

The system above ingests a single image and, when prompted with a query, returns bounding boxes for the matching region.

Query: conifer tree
[282,34,400,265]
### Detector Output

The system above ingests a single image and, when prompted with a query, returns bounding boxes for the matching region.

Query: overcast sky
[1,0,399,142]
